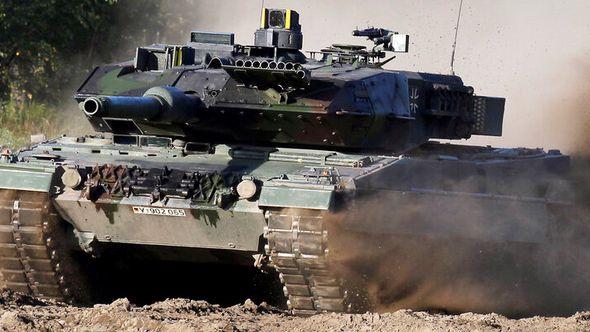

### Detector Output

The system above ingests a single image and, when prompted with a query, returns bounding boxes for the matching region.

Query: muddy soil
[0,290,587,332]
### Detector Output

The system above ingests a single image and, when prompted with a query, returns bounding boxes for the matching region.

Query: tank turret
[75,8,504,153]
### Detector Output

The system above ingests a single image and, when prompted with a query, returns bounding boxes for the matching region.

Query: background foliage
[0,0,195,147]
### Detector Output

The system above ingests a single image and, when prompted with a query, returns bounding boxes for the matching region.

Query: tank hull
[0,136,579,314]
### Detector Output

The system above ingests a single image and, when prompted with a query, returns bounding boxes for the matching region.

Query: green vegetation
[0,101,57,148]
[0,0,197,148]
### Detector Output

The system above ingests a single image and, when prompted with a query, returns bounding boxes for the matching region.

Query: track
[265,209,347,315]
[0,191,349,311]
[0,189,87,303]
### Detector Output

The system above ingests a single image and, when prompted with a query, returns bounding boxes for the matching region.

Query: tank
[0,8,582,315]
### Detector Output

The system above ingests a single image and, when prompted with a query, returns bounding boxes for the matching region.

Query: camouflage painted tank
[0,8,577,315]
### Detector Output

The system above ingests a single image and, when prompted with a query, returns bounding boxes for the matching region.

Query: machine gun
[353,27,410,53]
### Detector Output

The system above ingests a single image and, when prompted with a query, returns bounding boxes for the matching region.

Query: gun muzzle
[82,86,202,123]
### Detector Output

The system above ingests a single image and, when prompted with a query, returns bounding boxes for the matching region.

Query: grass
[0,100,58,149]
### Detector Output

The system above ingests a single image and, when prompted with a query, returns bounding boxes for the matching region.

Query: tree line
[0,0,197,146]
[0,0,183,103]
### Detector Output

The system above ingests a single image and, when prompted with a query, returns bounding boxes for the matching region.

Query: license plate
[132,206,186,217]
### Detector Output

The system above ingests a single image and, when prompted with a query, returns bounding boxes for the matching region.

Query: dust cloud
[560,62,590,157]
[328,191,590,317]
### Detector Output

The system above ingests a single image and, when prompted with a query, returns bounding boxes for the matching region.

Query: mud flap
[0,165,56,192]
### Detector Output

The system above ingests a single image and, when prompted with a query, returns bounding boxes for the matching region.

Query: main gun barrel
[83,95,162,119]
[81,86,202,123]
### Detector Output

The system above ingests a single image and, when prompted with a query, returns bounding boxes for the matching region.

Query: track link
[0,189,85,302]
[265,210,346,315]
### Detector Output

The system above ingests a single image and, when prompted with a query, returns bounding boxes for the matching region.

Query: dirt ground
[0,291,587,332]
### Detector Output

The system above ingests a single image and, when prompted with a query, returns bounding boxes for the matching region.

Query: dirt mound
[0,291,587,331]
[0,289,57,307]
